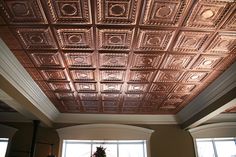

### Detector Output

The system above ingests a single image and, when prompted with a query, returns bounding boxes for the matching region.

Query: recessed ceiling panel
[0,0,235,114]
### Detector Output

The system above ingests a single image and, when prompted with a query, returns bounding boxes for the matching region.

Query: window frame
[61,140,147,157]
[188,122,236,157]
[0,124,18,157]
[196,138,236,157]
[56,124,154,157]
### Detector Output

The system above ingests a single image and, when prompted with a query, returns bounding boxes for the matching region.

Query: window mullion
[117,142,119,157]
[212,140,218,157]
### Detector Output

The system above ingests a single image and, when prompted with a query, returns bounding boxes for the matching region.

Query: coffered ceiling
[0,0,235,115]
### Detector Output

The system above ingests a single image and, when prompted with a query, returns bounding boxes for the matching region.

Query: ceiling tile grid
[0,0,236,114]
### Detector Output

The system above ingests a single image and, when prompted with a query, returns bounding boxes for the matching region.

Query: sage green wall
[2,123,195,157]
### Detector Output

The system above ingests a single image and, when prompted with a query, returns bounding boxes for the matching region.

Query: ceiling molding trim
[204,113,236,124]
[189,122,236,138]
[0,39,59,120]
[55,113,179,124]
[177,61,236,123]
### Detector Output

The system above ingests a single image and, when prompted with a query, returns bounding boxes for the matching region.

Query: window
[196,138,236,157]
[0,138,9,157]
[62,140,147,157]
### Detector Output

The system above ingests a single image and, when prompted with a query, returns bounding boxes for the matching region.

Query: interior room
[0,0,236,157]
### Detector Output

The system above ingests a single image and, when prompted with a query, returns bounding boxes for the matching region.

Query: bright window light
[196,138,236,157]
[0,138,9,157]
[62,140,147,157]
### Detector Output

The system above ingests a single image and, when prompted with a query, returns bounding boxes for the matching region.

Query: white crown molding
[0,39,59,121]
[177,61,236,123]
[188,122,236,138]
[57,124,154,140]
[204,113,236,124]
[55,113,179,124]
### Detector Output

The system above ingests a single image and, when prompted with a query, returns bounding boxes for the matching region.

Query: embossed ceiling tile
[79,93,98,101]
[71,70,95,81]
[136,29,174,51]
[84,106,99,113]
[48,82,72,92]
[55,92,75,100]
[103,101,119,108]
[100,70,125,81]
[182,71,209,83]
[102,93,120,100]
[64,52,94,68]
[140,107,155,113]
[141,101,157,108]
[185,0,234,28]
[127,83,149,93]
[41,69,68,81]
[122,107,139,113]
[173,84,196,93]
[150,83,175,92]
[96,0,139,24]
[206,32,236,54]
[173,31,211,52]
[100,53,128,68]
[46,0,91,24]
[55,28,93,50]
[131,53,164,69]
[161,54,195,69]
[103,107,119,113]
[154,70,184,82]
[125,94,144,101]
[145,92,167,102]
[191,54,225,70]
[129,70,154,82]
[222,12,236,29]
[101,83,122,93]
[159,101,179,111]
[36,81,51,91]
[123,101,140,107]
[0,26,22,49]
[30,52,64,68]
[82,101,99,107]
[97,28,134,50]
[61,100,79,107]
[75,83,97,92]
[141,0,187,26]
[13,50,34,68]
[25,68,43,81]
[14,27,57,50]
[0,0,47,24]
[215,54,236,71]
[168,93,190,103]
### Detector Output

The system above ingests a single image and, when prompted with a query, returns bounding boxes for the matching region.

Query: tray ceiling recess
[0,0,235,114]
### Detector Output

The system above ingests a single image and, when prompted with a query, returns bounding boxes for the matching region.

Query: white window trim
[188,122,236,157]
[57,124,154,157]
[0,124,18,157]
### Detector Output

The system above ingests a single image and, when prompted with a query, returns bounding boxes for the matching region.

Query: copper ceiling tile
[141,0,188,26]
[96,0,140,24]
[0,0,235,114]
[45,0,91,24]
[0,0,47,24]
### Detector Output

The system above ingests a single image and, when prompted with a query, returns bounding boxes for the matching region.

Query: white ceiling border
[0,39,59,121]
[177,61,236,123]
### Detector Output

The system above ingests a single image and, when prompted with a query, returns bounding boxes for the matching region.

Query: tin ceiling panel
[0,0,236,114]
